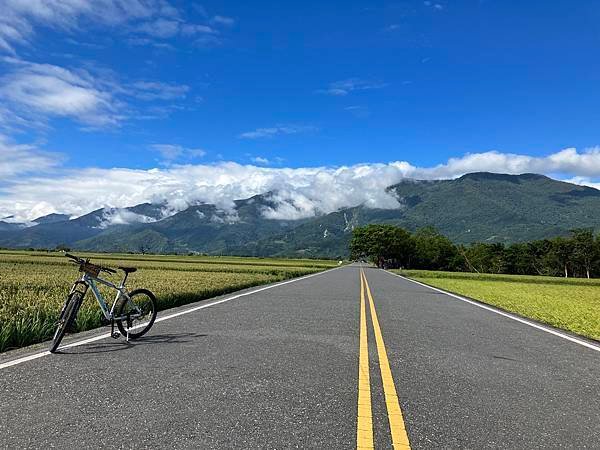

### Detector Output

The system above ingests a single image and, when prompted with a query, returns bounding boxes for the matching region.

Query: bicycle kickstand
[126,315,131,342]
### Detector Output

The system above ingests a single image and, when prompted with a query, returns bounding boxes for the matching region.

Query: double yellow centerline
[357,268,411,449]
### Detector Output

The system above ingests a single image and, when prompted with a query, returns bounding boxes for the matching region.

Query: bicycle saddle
[118,266,137,274]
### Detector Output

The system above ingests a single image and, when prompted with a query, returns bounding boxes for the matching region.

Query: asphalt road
[1,264,599,449]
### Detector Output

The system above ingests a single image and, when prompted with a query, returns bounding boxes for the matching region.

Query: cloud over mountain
[4,140,600,223]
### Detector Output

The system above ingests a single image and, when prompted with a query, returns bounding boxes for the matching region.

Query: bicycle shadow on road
[56,332,208,355]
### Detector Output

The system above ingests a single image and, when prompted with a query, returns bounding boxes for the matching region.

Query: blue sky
[2,0,600,221]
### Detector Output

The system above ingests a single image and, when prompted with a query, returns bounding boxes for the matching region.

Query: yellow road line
[362,269,411,449]
[357,270,374,449]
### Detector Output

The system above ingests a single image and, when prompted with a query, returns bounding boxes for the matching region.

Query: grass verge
[395,270,600,342]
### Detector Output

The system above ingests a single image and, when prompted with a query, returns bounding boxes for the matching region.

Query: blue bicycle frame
[70,271,141,322]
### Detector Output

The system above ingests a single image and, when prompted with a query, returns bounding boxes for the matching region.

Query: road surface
[1,264,599,449]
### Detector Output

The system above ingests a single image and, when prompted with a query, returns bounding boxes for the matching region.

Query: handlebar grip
[65,253,84,263]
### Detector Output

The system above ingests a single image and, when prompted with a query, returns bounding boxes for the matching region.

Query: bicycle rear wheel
[116,289,157,340]
[49,292,82,353]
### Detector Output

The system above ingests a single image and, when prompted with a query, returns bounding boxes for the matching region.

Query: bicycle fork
[66,281,88,330]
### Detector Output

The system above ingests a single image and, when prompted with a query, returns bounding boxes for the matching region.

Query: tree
[348,225,600,278]
[571,228,597,278]
[504,243,536,275]
[545,237,574,278]
[350,224,414,268]
[463,243,506,274]
[412,226,458,270]
[527,239,554,276]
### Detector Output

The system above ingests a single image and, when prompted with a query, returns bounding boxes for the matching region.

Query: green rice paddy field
[396,270,600,342]
[0,250,338,353]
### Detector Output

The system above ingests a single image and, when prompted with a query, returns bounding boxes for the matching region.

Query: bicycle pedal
[111,332,121,339]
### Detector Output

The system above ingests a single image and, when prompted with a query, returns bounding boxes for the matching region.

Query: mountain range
[2,172,600,258]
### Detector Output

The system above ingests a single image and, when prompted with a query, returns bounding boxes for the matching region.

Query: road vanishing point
[1,264,599,449]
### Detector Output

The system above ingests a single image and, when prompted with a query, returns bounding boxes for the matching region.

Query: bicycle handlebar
[64,253,117,274]
[65,252,83,262]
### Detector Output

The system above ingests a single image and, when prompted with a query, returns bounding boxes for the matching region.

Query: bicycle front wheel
[116,289,157,340]
[49,292,82,353]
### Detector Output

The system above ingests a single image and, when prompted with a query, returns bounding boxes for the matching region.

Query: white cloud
[151,144,206,162]
[317,78,387,96]
[131,81,189,101]
[417,148,600,179]
[0,135,63,178]
[251,156,270,165]
[424,1,444,10]
[0,0,228,52]
[239,125,318,139]
[5,146,600,222]
[135,19,217,38]
[211,16,235,27]
[0,58,190,128]
[126,37,175,50]
[0,58,122,127]
[180,24,217,36]
[0,0,159,52]
[210,210,239,224]
[99,208,157,228]
[0,161,409,222]
[135,18,181,38]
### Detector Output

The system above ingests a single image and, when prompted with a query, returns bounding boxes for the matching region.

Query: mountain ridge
[2,172,600,257]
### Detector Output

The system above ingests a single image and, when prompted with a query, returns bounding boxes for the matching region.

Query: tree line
[349,224,600,278]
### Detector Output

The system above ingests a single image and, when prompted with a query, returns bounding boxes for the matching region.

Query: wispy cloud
[0,58,123,127]
[0,134,64,179]
[211,16,235,27]
[193,34,224,48]
[151,144,206,162]
[126,37,175,50]
[239,125,318,139]
[0,0,232,53]
[317,78,387,96]
[0,58,190,129]
[134,19,217,39]
[383,24,401,32]
[251,156,270,165]
[344,106,371,118]
[0,0,156,53]
[131,81,189,101]
[424,1,444,11]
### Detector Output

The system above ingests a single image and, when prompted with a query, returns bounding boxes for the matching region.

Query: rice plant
[0,251,336,352]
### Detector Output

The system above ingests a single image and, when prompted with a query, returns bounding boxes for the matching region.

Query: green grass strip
[395,270,600,342]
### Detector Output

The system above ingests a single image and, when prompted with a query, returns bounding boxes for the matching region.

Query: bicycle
[50,253,158,353]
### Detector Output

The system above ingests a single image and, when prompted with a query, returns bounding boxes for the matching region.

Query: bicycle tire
[116,289,157,340]
[49,292,82,353]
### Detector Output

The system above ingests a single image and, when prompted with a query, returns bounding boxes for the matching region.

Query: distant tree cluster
[350,224,600,278]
